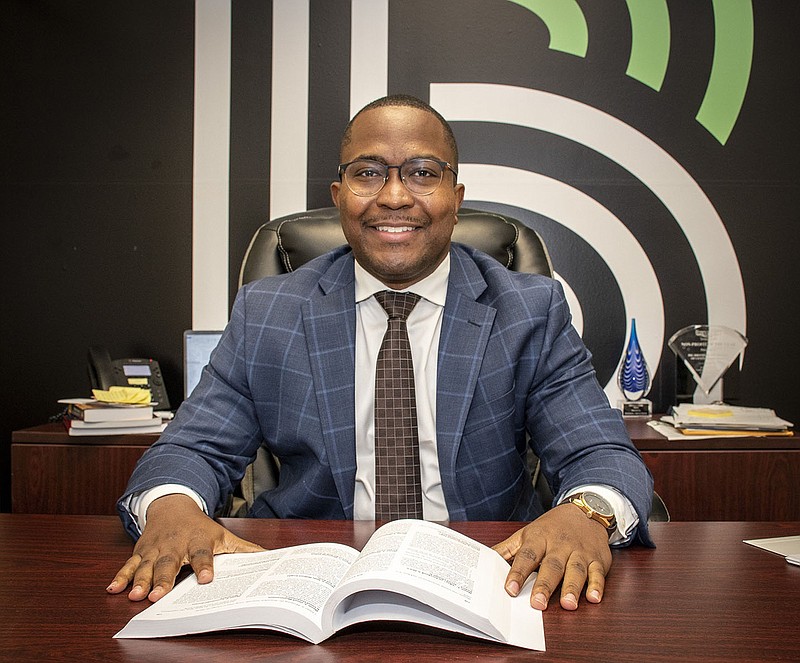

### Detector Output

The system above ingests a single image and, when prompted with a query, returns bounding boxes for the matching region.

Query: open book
[115,519,545,651]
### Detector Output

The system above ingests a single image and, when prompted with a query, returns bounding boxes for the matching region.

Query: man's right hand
[106,494,264,602]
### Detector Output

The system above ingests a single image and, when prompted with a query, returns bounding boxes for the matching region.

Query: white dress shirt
[352,256,450,520]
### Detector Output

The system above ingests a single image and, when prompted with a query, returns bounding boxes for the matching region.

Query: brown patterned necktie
[373,290,423,520]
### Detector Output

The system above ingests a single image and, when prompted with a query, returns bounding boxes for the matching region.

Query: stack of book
[665,404,794,436]
[61,399,165,436]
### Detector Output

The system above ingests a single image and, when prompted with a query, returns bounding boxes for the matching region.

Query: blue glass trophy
[617,319,652,417]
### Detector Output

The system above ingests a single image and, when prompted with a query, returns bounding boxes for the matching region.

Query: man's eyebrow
[344,154,386,164]
[348,154,445,164]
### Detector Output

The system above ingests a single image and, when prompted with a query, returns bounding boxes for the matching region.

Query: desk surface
[2,516,799,662]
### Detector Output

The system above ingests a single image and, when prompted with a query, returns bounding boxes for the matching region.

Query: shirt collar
[354,251,450,307]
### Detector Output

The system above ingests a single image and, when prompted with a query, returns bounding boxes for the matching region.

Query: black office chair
[238,206,553,286]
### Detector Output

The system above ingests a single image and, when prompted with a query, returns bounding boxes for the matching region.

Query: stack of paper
[58,396,166,436]
[666,404,793,436]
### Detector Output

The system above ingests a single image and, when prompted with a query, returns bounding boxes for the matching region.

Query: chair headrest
[239,207,552,286]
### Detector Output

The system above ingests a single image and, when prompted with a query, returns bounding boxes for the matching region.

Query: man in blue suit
[109,95,653,612]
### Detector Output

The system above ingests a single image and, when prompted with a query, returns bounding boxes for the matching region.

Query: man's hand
[106,494,264,602]
[492,503,612,611]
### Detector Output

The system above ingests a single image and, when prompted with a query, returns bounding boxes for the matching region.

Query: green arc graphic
[625,0,670,92]
[506,0,587,57]
[510,0,753,145]
[696,0,753,145]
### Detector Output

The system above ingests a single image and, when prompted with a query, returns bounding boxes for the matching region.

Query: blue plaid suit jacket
[119,244,653,544]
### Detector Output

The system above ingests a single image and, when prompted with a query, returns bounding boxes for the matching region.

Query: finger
[491,530,522,561]
[187,544,215,586]
[146,552,184,602]
[530,553,567,611]
[186,532,265,588]
[504,539,545,598]
[585,559,608,604]
[127,554,157,602]
[233,536,266,552]
[106,554,142,594]
[220,528,265,554]
[559,555,590,611]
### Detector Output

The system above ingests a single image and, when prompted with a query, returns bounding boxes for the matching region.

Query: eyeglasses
[337,158,458,197]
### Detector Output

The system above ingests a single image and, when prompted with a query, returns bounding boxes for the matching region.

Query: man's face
[330,106,465,290]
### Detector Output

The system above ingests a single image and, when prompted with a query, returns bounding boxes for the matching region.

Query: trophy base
[617,398,653,418]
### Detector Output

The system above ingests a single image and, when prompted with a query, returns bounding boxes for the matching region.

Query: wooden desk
[11,423,159,514]
[1,516,799,662]
[11,421,800,520]
[625,418,800,521]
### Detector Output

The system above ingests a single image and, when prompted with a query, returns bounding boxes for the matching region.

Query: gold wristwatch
[565,491,617,536]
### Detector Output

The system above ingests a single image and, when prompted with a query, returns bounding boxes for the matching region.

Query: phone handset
[88,345,116,391]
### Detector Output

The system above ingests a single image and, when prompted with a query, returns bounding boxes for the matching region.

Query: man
[108,95,654,612]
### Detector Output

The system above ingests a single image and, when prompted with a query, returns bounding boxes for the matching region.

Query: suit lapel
[302,254,358,517]
[436,247,496,496]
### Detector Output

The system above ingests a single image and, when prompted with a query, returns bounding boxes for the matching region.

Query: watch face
[583,492,613,517]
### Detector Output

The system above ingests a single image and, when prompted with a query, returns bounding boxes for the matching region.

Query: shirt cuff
[558,484,639,546]
[125,485,208,536]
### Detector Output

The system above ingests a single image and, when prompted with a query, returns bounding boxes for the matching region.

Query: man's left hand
[492,503,612,611]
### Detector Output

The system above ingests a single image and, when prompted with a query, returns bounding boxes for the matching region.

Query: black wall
[2,2,195,510]
[3,1,799,512]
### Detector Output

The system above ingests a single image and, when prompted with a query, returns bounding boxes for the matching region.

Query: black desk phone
[87,345,171,410]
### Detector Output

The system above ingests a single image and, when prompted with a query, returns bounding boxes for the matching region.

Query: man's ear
[453,183,465,221]
[330,181,341,208]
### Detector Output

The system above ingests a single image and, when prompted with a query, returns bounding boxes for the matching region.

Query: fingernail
[106,583,115,592]
[588,589,601,603]
[533,592,548,610]
[563,593,578,609]
[506,580,520,596]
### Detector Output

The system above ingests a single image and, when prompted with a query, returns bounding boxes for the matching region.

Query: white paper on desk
[743,535,800,557]
[670,404,793,431]
[647,419,750,441]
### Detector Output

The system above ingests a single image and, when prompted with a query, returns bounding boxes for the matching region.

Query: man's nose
[376,168,414,207]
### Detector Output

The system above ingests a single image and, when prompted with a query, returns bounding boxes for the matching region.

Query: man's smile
[374,225,416,233]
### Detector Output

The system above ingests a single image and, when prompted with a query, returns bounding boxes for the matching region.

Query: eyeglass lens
[343,159,446,196]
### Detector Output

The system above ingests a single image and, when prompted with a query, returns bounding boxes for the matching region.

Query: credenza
[11,420,800,519]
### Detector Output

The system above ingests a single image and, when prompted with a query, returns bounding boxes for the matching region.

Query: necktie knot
[374,290,420,321]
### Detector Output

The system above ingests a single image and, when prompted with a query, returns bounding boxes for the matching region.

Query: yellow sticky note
[92,386,152,405]
[686,407,733,418]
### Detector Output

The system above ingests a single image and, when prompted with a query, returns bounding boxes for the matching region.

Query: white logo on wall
[431,83,746,403]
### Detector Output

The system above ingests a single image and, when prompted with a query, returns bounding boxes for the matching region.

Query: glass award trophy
[617,319,652,417]
[668,325,748,404]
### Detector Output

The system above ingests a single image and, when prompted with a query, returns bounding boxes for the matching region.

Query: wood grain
[2,516,799,662]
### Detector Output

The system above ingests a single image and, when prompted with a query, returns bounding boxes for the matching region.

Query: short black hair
[340,94,459,166]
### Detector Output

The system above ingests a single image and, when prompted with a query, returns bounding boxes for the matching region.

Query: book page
[324,520,534,646]
[115,543,358,641]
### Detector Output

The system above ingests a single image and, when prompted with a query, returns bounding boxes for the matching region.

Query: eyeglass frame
[337,157,459,197]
